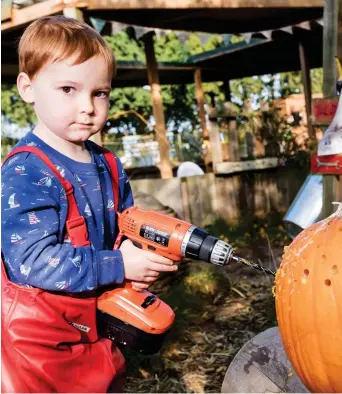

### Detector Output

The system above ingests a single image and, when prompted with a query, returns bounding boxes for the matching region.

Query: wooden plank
[228,119,240,161]
[1,0,88,31]
[63,6,85,20]
[142,32,173,179]
[298,41,315,141]
[87,0,322,10]
[322,0,341,218]
[215,157,279,175]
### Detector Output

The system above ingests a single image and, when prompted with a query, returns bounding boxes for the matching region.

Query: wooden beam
[87,0,322,10]
[142,32,173,179]
[194,68,208,140]
[298,41,315,142]
[322,0,340,218]
[1,0,88,31]
[63,6,85,21]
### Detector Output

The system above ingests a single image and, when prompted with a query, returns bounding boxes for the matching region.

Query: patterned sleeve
[1,161,124,292]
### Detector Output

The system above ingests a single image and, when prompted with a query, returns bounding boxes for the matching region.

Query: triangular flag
[280,25,293,34]
[111,21,129,35]
[135,26,154,40]
[297,21,311,30]
[261,30,272,39]
[90,18,106,34]
[223,34,232,46]
[241,33,253,43]
[316,18,324,26]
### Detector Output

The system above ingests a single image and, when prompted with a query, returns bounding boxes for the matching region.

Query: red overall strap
[3,146,90,247]
[99,147,124,249]
[99,146,119,215]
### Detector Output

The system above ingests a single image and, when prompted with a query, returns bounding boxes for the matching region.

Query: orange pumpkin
[275,203,342,393]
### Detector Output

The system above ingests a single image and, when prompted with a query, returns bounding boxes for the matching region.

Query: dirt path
[123,244,284,393]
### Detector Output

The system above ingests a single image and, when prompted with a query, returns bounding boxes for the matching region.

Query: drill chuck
[210,239,235,266]
[181,226,235,266]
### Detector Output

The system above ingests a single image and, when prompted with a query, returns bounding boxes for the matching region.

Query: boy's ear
[17,72,34,104]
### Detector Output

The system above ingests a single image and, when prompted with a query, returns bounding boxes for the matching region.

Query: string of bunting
[89,17,324,46]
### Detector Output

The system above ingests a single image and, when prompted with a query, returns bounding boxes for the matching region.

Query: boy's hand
[119,239,178,287]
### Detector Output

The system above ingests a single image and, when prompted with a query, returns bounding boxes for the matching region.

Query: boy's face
[21,55,112,143]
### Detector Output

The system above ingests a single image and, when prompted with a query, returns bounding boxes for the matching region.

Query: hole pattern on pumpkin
[325,279,331,286]
[331,265,338,275]
[304,269,309,276]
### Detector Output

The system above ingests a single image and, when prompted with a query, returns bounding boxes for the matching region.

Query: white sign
[318,94,342,156]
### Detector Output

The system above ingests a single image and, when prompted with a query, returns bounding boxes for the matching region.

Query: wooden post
[194,68,211,169]
[223,80,232,102]
[142,32,173,179]
[322,0,341,218]
[194,68,208,140]
[298,41,315,142]
[208,119,223,172]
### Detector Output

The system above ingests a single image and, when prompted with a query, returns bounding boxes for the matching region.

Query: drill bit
[231,255,276,276]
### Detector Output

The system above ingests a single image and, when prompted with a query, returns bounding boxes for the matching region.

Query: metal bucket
[283,174,323,239]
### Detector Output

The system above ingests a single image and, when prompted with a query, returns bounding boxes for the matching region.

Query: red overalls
[1,146,126,393]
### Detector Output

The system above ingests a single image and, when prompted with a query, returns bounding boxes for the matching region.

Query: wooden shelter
[2,0,323,33]
[2,0,324,178]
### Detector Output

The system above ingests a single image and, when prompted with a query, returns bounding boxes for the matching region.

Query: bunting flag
[241,32,253,44]
[90,17,107,34]
[134,26,154,40]
[261,30,272,39]
[296,21,311,30]
[280,25,293,34]
[111,21,130,35]
[107,17,322,46]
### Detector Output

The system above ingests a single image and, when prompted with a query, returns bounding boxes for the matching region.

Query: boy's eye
[95,91,109,98]
[61,86,74,94]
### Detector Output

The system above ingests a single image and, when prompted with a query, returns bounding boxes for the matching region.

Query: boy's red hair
[18,15,116,79]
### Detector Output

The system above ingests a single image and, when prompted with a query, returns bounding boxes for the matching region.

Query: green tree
[1,84,36,127]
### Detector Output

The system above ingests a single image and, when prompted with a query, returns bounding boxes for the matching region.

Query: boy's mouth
[74,122,93,128]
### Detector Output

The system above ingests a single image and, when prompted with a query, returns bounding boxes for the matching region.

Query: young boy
[1,16,177,393]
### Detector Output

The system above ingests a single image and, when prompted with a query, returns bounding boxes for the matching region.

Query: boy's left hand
[131,278,159,291]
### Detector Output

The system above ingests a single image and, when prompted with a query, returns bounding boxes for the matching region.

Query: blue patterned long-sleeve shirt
[1,133,134,292]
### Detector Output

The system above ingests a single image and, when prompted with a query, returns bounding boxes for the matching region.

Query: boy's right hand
[119,239,178,284]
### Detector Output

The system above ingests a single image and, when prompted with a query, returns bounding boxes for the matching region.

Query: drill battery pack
[97,286,175,354]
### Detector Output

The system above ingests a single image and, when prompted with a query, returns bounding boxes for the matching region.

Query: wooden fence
[130,166,309,228]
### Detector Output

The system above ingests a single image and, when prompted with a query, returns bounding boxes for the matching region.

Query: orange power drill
[97,206,274,354]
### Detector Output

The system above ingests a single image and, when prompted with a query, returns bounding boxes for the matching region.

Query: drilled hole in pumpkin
[304,269,309,276]
[325,279,331,286]
[331,265,338,275]
[322,254,327,261]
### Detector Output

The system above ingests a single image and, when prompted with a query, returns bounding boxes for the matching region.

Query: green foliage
[1,30,324,165]
[1,84,36,127]
[310,68,323,94]
[155,33,187,62]
[279,71,303,97]
[104,31,144,61]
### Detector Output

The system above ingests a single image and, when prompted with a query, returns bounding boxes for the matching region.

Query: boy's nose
[79,96,94,115]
